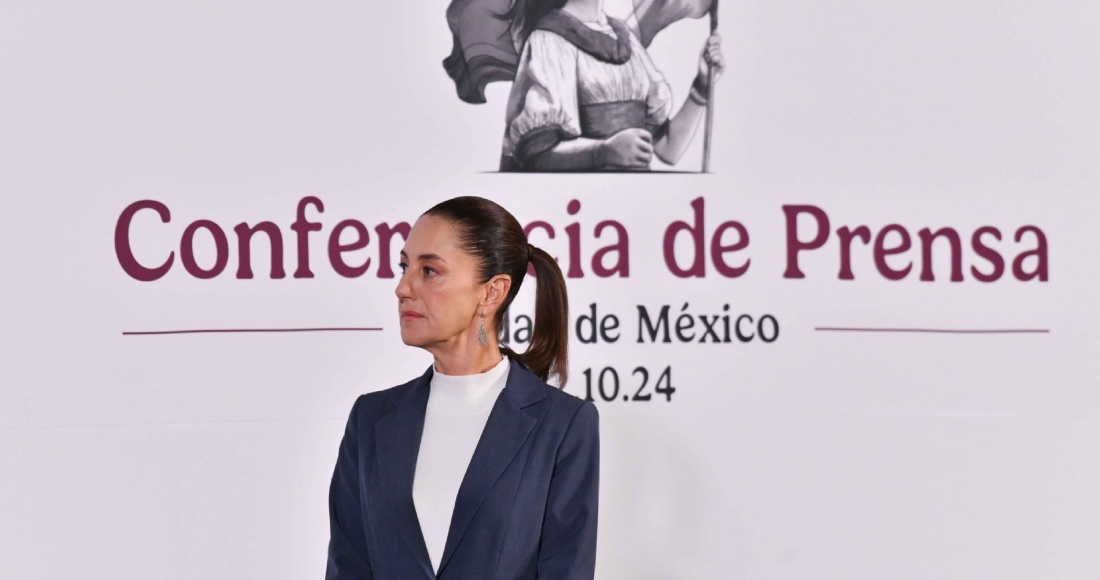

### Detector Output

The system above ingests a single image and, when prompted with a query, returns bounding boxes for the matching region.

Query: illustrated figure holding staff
[444,0,725,172]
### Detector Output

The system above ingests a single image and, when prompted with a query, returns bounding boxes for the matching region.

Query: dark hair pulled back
[495,0,568,53]
[422,196,569,387]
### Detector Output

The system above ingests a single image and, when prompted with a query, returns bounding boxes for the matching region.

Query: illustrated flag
[443,0,715,103]
[443,0,519,104]
[630,0,715,47]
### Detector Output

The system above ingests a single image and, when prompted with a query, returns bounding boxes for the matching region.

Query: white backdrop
[2,1,1099,578]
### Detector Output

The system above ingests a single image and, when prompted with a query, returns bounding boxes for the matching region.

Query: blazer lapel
[374,366,435,578]
[435,358,547,576]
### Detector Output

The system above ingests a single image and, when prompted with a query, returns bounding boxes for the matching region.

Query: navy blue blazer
[326,357,600,579]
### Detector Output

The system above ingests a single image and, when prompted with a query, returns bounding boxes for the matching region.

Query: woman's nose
[395,271,412,300]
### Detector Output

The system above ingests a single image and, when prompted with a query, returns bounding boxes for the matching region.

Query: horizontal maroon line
[123,327,384,336]
[814,327,1048,334]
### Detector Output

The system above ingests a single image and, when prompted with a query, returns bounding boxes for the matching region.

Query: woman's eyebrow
[399,249,446,263]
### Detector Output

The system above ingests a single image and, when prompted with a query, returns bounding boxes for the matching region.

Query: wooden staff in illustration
[702,0,718,173]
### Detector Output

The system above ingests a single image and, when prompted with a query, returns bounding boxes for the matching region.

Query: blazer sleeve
[537,400,600,579]
[326,395,374,580]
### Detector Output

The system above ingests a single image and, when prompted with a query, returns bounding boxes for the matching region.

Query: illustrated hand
[696,34,725,84]
[599,128,653,168]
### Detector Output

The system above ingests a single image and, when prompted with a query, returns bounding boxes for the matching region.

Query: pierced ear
[480,274,512,315]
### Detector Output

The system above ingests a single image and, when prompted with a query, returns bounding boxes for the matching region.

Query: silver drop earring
[477,311,488,346]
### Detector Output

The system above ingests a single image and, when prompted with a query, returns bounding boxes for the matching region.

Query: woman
[326,196,599,579]
[499,0,726,171]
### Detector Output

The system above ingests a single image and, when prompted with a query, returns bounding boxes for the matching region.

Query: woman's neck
[561,0,606,25]
[429,340,505,376]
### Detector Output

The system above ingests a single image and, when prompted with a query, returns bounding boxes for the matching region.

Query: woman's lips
[400,310,424,321]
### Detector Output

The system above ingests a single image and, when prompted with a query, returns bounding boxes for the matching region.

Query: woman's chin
[398,328,428,348]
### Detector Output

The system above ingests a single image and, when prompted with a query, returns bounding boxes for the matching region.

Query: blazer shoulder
[528,373,598,424]
[347,369,429,421]
[522,374,600,449]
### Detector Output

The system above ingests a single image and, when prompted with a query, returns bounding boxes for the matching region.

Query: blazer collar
[373,357,548,577]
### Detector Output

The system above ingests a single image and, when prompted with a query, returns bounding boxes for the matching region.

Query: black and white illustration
[444,0,724,172]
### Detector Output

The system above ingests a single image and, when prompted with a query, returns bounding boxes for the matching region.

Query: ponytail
[500,244,569,387]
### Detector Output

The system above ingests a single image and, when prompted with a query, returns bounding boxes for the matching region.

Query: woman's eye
[422,266,436,276]
[397,262,408,273]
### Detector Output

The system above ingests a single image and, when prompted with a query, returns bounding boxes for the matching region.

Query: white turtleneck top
[413,355,511,574]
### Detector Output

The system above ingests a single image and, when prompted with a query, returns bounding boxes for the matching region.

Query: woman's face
[395,215,484,349]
